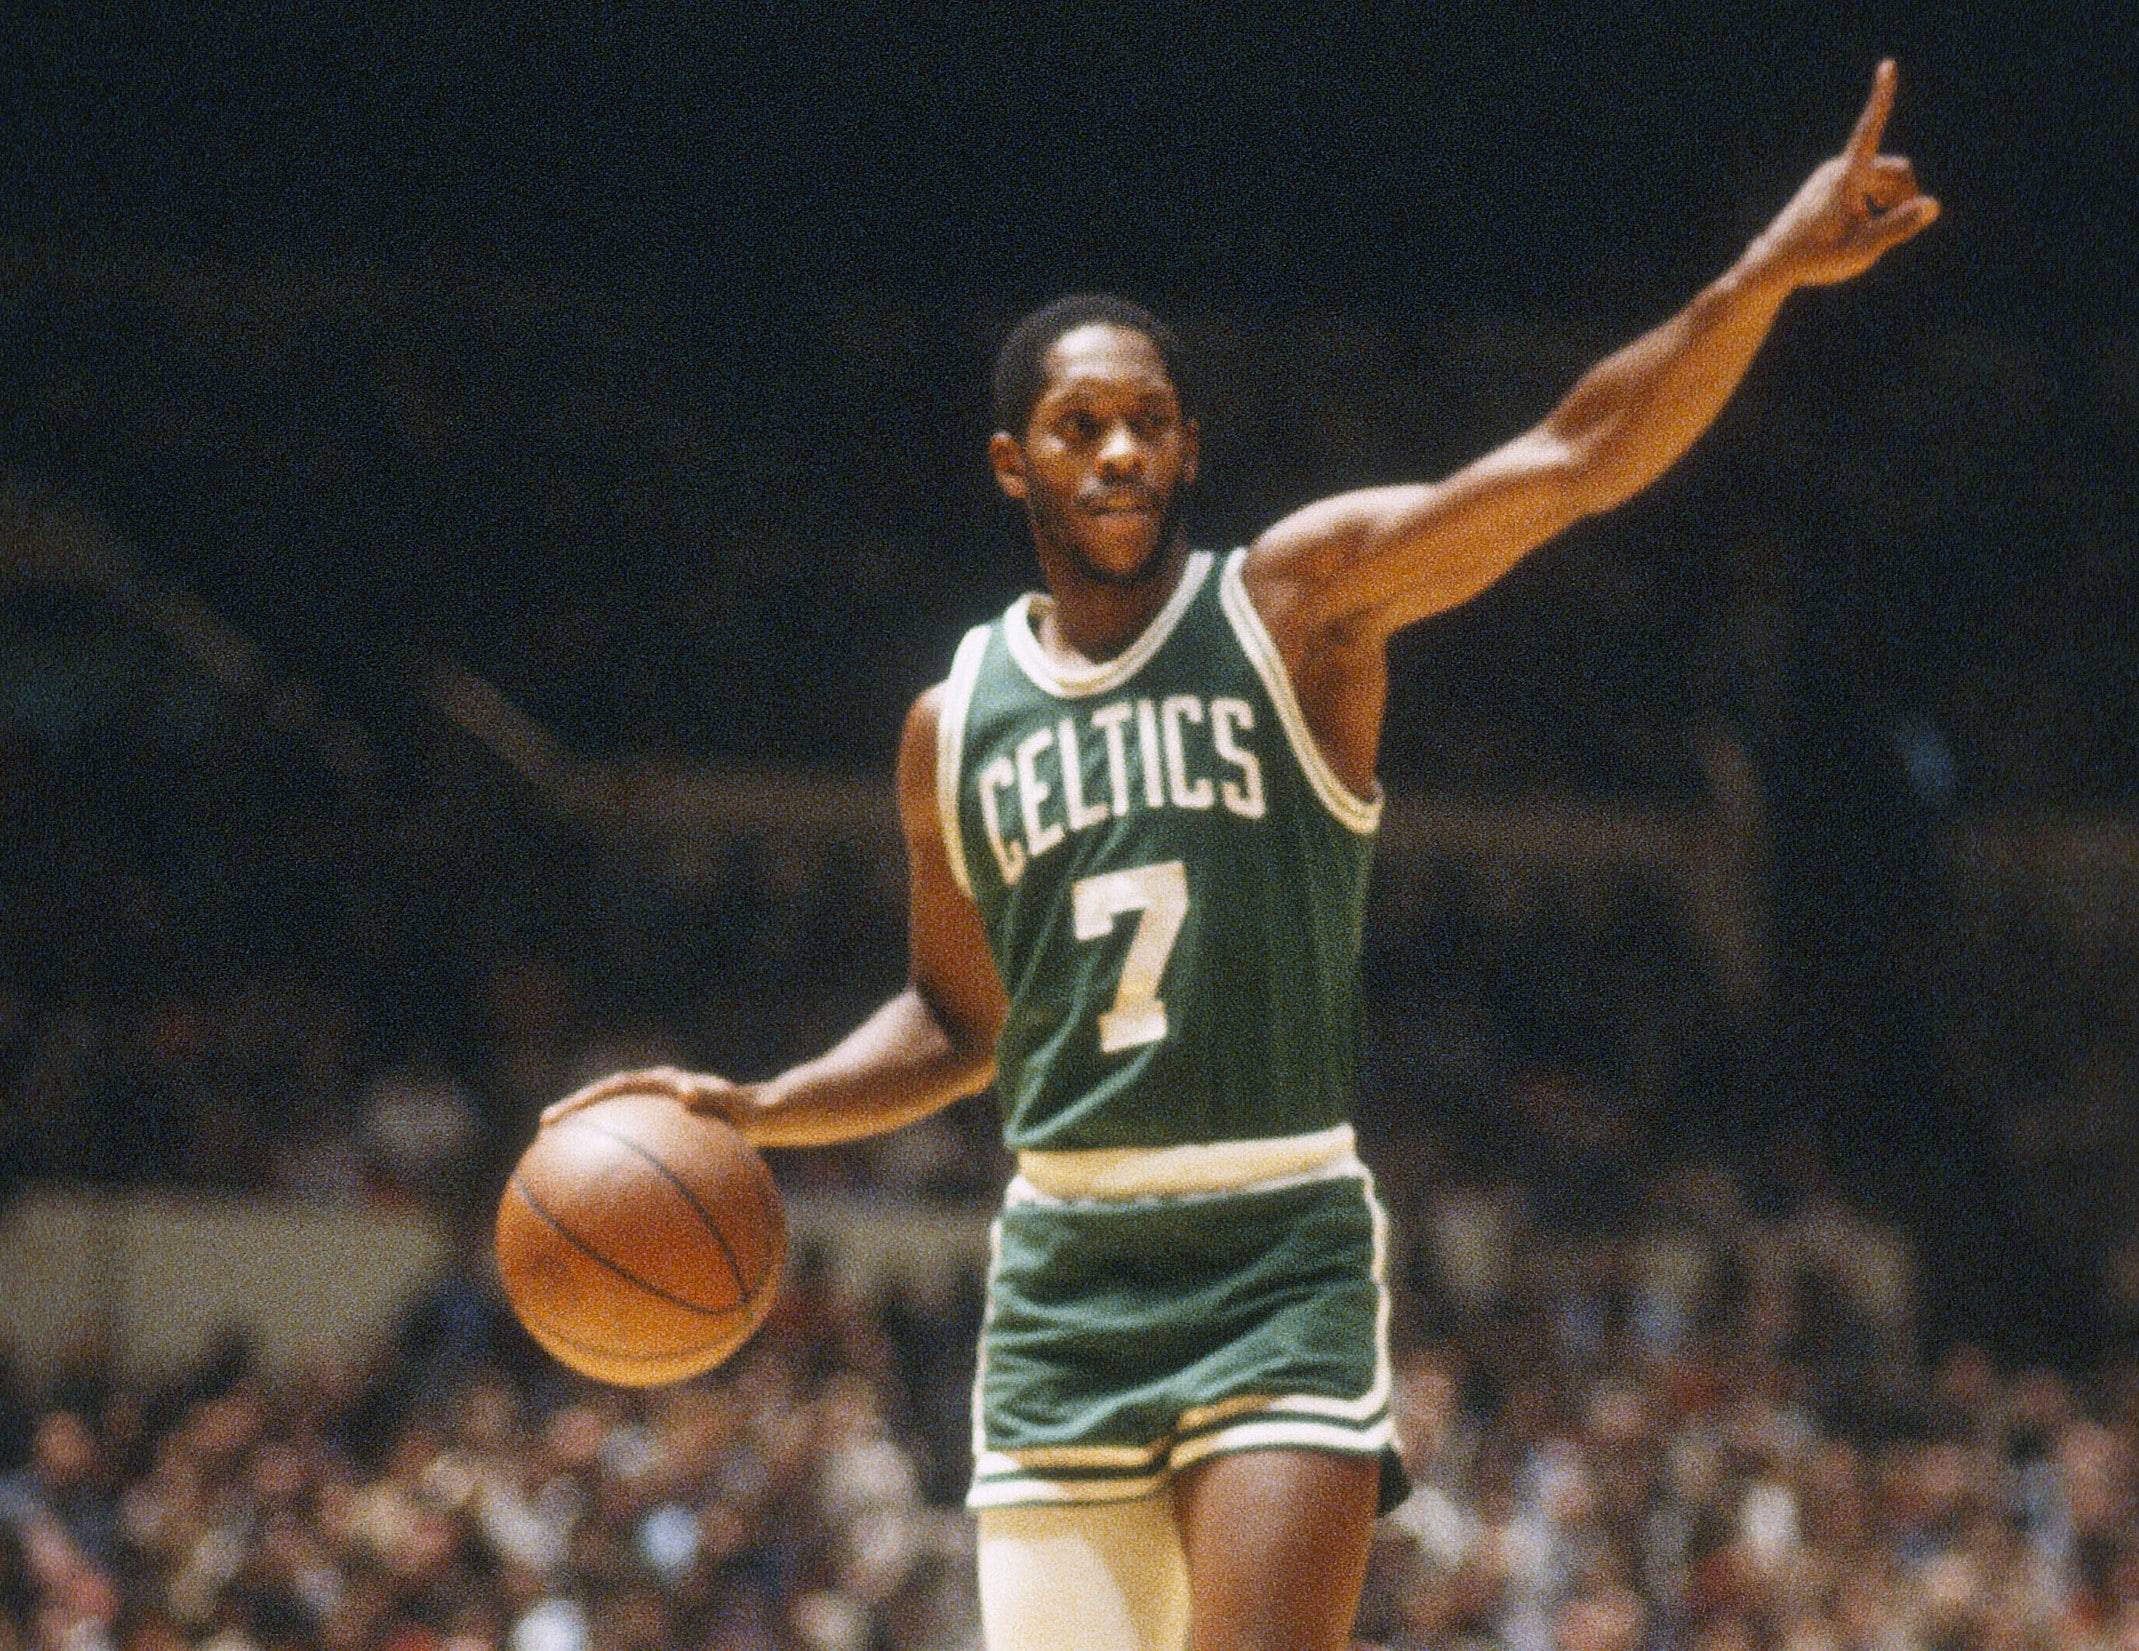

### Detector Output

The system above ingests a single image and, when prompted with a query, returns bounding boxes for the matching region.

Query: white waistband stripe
[1012,1123,1357,1202]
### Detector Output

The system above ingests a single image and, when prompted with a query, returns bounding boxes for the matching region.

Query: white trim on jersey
[936,624,993,899]
[1216,548,1383,837]
[1002,551,1215,699]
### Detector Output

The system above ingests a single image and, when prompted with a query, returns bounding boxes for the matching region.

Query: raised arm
[1248,61,1938,650]
[544,686,1007,1148]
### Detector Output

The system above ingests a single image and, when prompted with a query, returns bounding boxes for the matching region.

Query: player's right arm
[1250,62,1938,640]
[543,685,1007,1148]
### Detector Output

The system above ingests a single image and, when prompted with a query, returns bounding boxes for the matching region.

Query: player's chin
[1074,512,1167,584]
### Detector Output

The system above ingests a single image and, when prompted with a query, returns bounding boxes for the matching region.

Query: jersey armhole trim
[935,626,992,898]
[1218,549,1383,836]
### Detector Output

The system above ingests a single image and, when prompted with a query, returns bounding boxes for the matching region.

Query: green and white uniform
[936,548,1397,1509]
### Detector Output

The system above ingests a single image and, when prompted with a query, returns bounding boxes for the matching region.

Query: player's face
[991,324,1200,588]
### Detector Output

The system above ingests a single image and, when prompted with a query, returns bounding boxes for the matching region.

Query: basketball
[495,1091,786,1386]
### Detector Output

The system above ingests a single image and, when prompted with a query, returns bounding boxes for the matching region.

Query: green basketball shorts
[967,1140,1399,1511]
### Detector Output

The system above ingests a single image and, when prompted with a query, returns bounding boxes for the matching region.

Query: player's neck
[1032,535,1193,665]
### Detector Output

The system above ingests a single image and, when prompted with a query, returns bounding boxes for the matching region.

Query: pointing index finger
[1846,58,1900,164]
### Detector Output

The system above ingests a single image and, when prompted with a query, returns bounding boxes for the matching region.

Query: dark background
[1,2,2136,1358]
[3,0,2133,789]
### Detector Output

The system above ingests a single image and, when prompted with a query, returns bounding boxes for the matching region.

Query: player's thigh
[1171,1448,1380,1651]
[976,1496,1191,1651]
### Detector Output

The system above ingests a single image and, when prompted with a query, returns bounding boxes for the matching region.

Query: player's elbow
[937,1034,998,1106]
[1496,425,1606,537]
[1546,407,1677,519]
[913,979,1001,1081]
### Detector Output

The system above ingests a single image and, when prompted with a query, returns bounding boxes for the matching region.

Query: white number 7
[1072,860,1189,1053]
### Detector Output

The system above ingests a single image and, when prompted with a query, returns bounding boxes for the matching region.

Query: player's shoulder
[1241,496,1384,599]
[904,603,1013,763]
[907,680,946,729]
[901,682,946,761]
[891,687,948,850]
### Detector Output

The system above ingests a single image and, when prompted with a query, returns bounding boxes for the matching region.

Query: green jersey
[936,548,1381,1152]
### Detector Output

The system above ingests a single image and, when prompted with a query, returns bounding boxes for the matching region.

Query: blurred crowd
[0,1149,2134,1651]
[0,956,1009,1216]
[1367,1168,2139,1651]
[0,1250,983,1651]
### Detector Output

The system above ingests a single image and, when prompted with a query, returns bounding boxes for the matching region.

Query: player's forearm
[741,984,995,1148]
[1259,248,1804,635]
[1546,252,1796,518]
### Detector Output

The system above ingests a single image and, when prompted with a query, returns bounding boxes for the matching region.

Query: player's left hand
[1746,60,1940,288]
[541,1064,753,1128]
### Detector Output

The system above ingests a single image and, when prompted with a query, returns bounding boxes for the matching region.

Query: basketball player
[552,64,1936,1651]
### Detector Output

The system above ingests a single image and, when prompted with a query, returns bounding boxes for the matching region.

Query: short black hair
[991,293,1192,438]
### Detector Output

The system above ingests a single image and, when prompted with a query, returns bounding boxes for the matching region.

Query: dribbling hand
[1747,60,1940,289]
[540,1064,757,1130]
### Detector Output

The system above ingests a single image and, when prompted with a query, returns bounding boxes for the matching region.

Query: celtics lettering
[978,695,1264,885]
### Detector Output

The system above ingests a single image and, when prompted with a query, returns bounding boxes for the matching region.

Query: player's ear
[1181,417,1200,488]
[988,430,1029,501]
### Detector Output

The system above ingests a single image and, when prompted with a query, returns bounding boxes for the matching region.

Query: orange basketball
[495,1091,786,1386]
